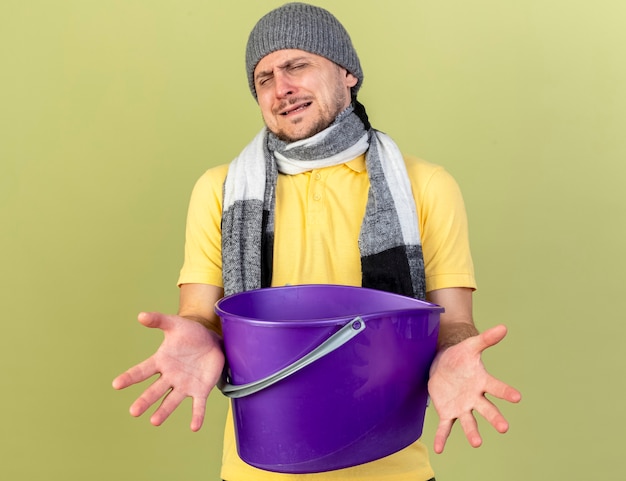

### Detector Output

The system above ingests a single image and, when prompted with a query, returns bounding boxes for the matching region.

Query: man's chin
[270,120,332,143]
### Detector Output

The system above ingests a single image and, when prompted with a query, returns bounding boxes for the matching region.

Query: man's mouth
[280,102,312,116]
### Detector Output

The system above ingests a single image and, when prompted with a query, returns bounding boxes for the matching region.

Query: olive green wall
[2,1,624,479]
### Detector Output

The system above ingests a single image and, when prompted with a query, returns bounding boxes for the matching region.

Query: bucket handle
[218,317,366,399]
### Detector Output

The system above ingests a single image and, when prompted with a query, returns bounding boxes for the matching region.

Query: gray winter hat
[245,2,363,98]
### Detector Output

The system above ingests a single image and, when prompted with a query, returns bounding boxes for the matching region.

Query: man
[113,3,521,480]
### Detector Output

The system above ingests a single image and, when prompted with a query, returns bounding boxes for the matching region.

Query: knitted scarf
[221,105,426,299]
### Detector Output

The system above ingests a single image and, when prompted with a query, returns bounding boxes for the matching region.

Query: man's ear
[345,71,359,88]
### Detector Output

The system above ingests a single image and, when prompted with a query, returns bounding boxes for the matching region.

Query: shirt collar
[344,153,367,173]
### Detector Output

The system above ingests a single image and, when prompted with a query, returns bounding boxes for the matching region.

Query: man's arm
[427,287,478,349]
[426,287,522,453]
[112,283,225,431]
[178,283,224,334]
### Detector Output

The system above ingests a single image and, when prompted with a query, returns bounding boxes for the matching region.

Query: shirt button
[313,193,322,201]
[314,173,322,180]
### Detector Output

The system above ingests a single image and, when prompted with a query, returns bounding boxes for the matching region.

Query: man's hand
[427,324,522,453]
[112,311,225,432]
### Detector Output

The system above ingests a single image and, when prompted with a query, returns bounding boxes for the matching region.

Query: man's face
[254,49,358,142]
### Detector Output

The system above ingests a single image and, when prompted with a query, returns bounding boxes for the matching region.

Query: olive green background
[2,0,624,479]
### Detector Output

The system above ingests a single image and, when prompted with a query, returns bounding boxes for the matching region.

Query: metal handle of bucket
[218,317,366,399]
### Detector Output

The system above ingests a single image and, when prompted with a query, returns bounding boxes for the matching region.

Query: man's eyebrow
[255,57,310,81]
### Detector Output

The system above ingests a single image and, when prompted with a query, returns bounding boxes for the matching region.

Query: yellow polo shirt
[178,154,476,480]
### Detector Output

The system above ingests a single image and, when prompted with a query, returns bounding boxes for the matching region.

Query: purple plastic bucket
[215,284,442,474]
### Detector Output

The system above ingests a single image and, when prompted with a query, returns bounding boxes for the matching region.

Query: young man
[113,3,521,480]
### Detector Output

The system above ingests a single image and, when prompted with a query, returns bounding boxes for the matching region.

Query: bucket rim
[214,284,444,327]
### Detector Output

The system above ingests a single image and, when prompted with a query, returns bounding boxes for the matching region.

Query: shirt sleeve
[406,156,477,292]
[177,164,229,287]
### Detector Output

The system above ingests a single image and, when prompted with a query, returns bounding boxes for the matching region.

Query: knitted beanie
[245,2,363,98]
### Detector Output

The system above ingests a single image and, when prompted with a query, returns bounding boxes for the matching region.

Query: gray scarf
[221,105,426,299]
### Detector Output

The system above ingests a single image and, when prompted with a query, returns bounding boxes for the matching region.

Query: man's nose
[274,72,297,98]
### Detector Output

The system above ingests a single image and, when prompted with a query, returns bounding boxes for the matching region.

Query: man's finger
[472,324,508,353]
[475,396,509,434]
[150,388,187,427]
[458,412,482,448]
[433,419,454,454]
[486,376,523,403]
[190,396,208,432]
[137,311,174,330]
[129,375,171,418]
[112,357,158,390]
